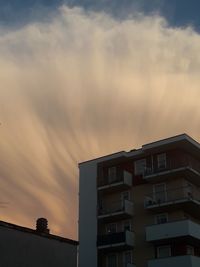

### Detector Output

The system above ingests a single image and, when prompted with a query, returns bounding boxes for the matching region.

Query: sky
[1,0,200,30]
[0,0,200,239]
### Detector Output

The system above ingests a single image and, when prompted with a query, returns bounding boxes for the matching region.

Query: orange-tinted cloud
[0,6,200,239]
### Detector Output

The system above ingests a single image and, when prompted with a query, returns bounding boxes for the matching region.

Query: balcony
[144,186,200,214]
[97,171,132,193]
[148,255,200,267]
[97,230,135,251]
[143,159,200,185]
[127,264,136,267]
[98,200,134,222]
[146,219,200,244]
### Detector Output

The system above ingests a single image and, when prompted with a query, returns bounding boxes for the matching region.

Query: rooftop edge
[78,133,200,165]
[0,220,78,246]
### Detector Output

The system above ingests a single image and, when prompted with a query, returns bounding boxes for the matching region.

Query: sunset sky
[0,0,200,239]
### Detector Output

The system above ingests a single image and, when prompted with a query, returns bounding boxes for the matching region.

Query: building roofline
[78,133,200,165]
[142,133,200,151]
[0,220,78,246]
[78,151,126,166]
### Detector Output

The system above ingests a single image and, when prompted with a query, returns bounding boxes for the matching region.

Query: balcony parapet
[98,171,132,193]
[127,264,136,267]
[144,185,200,213]
[98,200,134,222]
[97,230,135,250]
[143,160,200,185]
[146,219,200,243]
[148,255,200,267]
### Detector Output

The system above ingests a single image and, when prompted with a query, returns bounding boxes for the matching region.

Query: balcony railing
[144,185,200,209]
[143,157,200,183]
[146,219,200,243]
[98,200,134,221]
[98,171,132,189]
[97,230,135,249]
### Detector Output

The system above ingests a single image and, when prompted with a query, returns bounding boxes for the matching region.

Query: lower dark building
[0,218,78,267]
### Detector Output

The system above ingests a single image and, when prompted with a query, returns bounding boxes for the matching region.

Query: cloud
[0,5,200,238]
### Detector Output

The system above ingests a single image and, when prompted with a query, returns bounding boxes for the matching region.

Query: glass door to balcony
[157,245,171,258]
[153,183,167,204]
[108,166,118,184]
[185,182,193,198]
[106,223,117,234]
[124,251,132,267]
[121,191,130,209]
[107,254,117,267]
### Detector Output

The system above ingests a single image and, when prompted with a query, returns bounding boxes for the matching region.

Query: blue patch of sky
[0,0,200,31]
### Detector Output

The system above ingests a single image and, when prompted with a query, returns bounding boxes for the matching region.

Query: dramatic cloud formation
[0,6,200,239]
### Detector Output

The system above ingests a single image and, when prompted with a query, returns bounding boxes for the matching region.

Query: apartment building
[79,134,200,267]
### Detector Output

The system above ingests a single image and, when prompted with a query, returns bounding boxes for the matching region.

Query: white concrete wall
[146,219,200,242]
[79,161,98,267]
[0,226,77,267]
[148,255,200,267]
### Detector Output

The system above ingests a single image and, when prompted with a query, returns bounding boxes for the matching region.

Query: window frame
[121,191,130,209]
[123,220,132,232]
[134,158,146,176]
[155,213,168,224]
[157,245,171,258]
[186,245,194,255]
[106,223,117,234]
[108,166,117,183]
[107,253,118,267]
[121,191,130,201]
[157,153,167,169]
[153,183,167,203]
[123,251,133,266]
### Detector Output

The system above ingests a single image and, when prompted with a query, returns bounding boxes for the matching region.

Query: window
[134,159,146,175]
[121,191,130,208]
[157,246,171,258]
[98,198,103,214]
[186,182,193,198]
[107,254,117,267]
[155,213,168,224]
[121,191,130,201]
[108,167,117,183]
[106,223,117,234]
[123,220,132,231]
[153,183,167,203]
[186,245,194,255]
[157,153,166,169]
[123,251,132,266]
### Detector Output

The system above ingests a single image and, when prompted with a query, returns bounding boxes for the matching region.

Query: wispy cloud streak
[0,6,200,238]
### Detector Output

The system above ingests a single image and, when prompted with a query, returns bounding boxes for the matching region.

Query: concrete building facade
[0,219,78,267]
[79,134,200,267]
